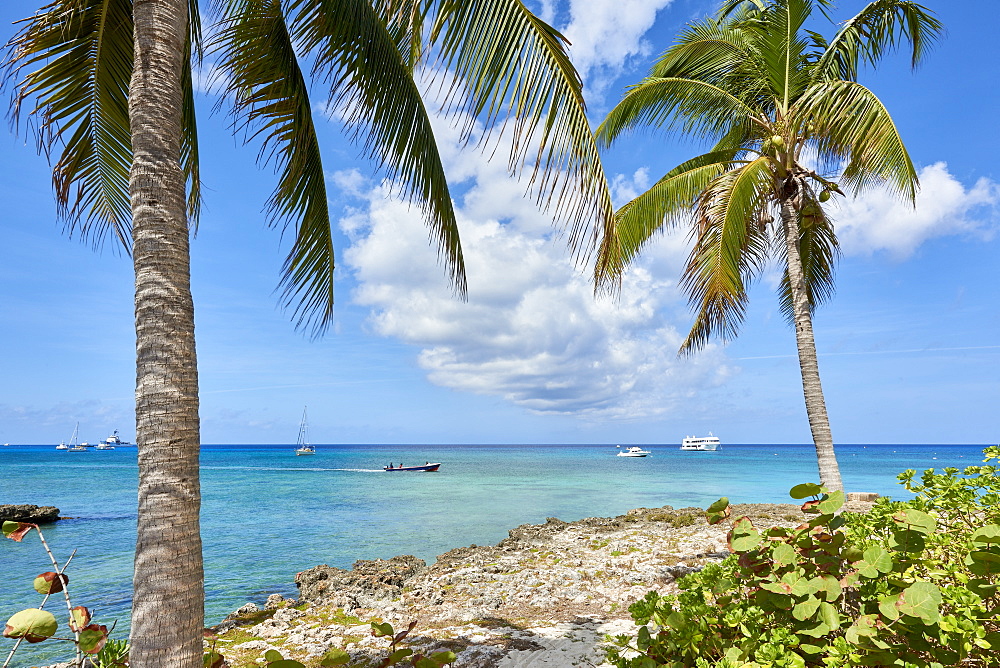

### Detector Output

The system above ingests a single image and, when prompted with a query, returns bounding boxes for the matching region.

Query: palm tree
[4,1,613,666]
[595,0,941,491]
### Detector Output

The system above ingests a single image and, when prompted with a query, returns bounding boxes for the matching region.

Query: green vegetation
[606,447,1000,667]
[2,521,112,667]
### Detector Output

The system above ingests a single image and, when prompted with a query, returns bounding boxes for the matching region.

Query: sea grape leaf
[801,499,821,514]
[970,550,1000,564]
[889,529,926,553]
[817,490,845,514]
[972,525,1000,545]
[388,648,413,663]
[430,651,457,665]
[414,658,440,668]
[789,483,823,499]
[728,517,761,552]
[772,542,796,566]
[33,572,68,595]
[897,582,942,624]
[4,608,58,642]
[797,619,832,637]
[264,650,284,662]
[815,575,842,601]
[320,648,351,666]
[842,546,864,562]
[2,521,35,542]
[863,546,893,574]
[266,661,306,668]
[371,622,393,637]
[767,592,794,610]
[818,601,840,629]
[878,593,901,621]
[892,509,936,535]
[68,606,91,632]
[203,650,225,668]
[845,614,880,644]
[799,643,824,655]
[792,596,820,621]
[78,623,108,654]
[706,498,731,525]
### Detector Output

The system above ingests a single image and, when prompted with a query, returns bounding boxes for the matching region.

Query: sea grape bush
[605,447,1000,668]
[2,520,110,668]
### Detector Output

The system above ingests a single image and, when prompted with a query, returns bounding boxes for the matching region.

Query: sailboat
[61,423,87,451]
[293,407,315,455]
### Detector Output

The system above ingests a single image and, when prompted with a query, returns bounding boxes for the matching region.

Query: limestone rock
[0,504,61,524]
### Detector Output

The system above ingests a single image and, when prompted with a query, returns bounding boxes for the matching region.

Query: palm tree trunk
[129,1,203,667]
[780,199,844,492]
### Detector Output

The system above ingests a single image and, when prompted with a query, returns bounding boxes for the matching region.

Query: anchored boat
[680,433,721,451]
[294,407,315,455]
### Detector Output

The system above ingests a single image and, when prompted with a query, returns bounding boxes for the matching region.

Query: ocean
[0,442,989,665]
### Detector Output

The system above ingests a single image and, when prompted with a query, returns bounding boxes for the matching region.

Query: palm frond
[794,80,917,200]
[597,151,742,284]
[5,0,134,251]
[777,188,839,321]
[283,0,466,304]
[181,33,202,226]
[426,0,614,264]
[680,156,774,354]
[214,0,335,335]
[814,0,942,81]
[743,0,813,110]
[595,77,758,150]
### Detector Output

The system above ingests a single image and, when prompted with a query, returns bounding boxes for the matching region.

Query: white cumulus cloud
[335,112,731,419]
[834,162,999,258]
[560,0,677,96]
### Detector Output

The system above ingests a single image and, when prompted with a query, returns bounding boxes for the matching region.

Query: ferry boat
[616,445,651,457]
[100,430,130,447]
[680,433,721,451]
[293,407,315,455]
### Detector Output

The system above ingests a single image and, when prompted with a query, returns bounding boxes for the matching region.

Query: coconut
[819,189,831,202]
[770,135,785,150]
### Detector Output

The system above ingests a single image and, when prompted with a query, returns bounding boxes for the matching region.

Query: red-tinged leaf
[4,608,58,642]
[801,499,821,513]
[2,521,36,542]
[203,628,219,639]
[33,572,68,595]
[78,624,108,654]
[68,607,91,632]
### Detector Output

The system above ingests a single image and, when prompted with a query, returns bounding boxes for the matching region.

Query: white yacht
[680,434,721,451]
[98,430,129,448]
[616,445,651,457]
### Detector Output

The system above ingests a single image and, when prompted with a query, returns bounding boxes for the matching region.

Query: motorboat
[95,443,115,450]
[384,463,441,472]
[680,433,721,451]
[293,407,315,455]
[616,445,651,457]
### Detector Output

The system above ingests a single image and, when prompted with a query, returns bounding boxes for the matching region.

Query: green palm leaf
[680,156,773,354]
[794,80,917,199]
[596,78,757,150]
[598,150,744,282]
[214,0,336,335]
[426,0,614,262]
[5,0,135,250]
[815,0,942,81]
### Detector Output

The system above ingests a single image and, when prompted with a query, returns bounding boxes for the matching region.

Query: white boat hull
[680,434,721,451]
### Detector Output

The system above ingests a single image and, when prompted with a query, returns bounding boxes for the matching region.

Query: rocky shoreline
[209,500,874,667]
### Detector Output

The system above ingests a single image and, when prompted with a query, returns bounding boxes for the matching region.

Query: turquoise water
[0,442,989,665]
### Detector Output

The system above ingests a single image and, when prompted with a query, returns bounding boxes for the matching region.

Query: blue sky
[0,0,996,446]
